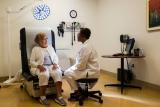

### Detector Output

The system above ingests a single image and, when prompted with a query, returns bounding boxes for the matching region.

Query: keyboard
[112,53,124,56]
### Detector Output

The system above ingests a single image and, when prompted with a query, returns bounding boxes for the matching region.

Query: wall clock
[70,10,77,18]
[33,4,50,20]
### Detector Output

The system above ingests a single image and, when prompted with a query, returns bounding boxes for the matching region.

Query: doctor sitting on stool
[64,28,100,96]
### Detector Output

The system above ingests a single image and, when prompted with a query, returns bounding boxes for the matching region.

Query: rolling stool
[69,78,103,106]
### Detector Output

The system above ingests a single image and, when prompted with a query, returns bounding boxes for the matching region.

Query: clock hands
[33,4,50,20]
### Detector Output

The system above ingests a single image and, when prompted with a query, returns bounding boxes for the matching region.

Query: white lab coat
[64,40,100,91]
[30,45,62,86]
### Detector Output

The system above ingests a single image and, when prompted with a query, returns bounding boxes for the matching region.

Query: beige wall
[1,0,159,86]
[95,0,160,86]
[0,0,97,77]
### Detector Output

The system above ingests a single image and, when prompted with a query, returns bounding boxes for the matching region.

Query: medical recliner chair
[20,27,56,97]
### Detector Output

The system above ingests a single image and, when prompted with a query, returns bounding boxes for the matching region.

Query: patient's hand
[37,65,46,72]
[52,64,58,70]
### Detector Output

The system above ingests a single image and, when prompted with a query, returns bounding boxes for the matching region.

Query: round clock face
[70,10,77,18]
[33,4,50,20]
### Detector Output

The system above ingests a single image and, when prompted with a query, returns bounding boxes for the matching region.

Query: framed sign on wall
[147,0,160,31]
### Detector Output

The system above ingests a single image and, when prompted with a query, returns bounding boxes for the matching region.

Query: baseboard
[101,69,160,90]
[133,79,160,90]
[101,69,116,78]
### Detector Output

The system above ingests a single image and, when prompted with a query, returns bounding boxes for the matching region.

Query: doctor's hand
[37,65,46,72]
[52,64,58,70]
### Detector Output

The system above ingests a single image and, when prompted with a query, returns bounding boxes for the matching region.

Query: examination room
[0,0,160,107]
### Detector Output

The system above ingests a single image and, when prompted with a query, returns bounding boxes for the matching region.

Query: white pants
[31,66,62,86]
[64,68,100,92]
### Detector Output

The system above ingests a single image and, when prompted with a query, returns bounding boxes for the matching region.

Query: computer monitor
[125,38,135,55]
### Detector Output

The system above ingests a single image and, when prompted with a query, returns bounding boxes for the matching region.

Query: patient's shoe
[39,98,49,105]
[55,97,67,106]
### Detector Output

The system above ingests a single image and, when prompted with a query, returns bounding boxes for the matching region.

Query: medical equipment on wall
[72,22,76,44]
[71,22,83,45]
[57,21,65,37]
[71,22,75,45]
[57,21,84,46]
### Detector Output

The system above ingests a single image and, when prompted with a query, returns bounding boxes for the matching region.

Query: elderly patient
[30,33,67,106]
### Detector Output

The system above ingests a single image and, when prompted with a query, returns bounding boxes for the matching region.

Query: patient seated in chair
[30,33,67,106]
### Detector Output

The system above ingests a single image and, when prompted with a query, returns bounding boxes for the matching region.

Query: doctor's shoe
[68,91,80,101]
[39,98,49,105]
[55,97,67,106]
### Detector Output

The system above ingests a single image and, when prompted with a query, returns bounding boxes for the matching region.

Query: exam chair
[20,27,56,97]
